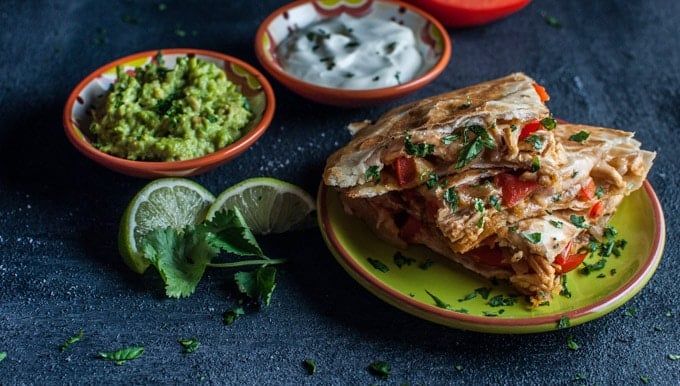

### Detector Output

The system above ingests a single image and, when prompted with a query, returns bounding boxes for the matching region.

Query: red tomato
[394,157,417,187]
[467,245,510,267]
[555,252,588,273]
[493,173,539,207]
[399,215,422,242]
[407,0,532,28]
[518,121,540,141]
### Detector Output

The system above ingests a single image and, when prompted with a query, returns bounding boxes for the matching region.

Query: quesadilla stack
[322,73,655,305]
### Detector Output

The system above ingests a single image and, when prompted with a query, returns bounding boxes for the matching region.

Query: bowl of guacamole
[64,49,276,178]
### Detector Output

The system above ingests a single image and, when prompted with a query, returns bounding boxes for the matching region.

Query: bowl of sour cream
[255,0,451,107]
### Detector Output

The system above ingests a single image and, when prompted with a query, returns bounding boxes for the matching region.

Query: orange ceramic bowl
[255,0,451,107]
[63,48,275,178]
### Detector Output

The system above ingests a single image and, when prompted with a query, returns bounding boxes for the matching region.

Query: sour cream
[277,13,424,90]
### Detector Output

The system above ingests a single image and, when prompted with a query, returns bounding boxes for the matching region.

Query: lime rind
[207,177,315,235]
[119,178,215,274]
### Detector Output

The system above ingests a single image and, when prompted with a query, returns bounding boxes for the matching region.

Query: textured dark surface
[0,0,678,384]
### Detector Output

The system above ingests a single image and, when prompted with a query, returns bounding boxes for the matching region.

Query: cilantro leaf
[223,306,245,325]
[556,315,571,329]
[178,337,200,354]
[405,134,434,157]
[368,361,390,379]
[203,208,264,257]
[60,330,84,351]
[456,125,496,168]
[393,251,415,268]
[142,226,215,298]
[425,289,451,310]
[234,266,277,307]
[566,335,580,351]
[303,358,317,375]
[98,346,144,365]
[367,257,389,273]
[0,351,6,362]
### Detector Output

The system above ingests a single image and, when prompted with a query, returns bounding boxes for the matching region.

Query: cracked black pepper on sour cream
[277,13,424,90]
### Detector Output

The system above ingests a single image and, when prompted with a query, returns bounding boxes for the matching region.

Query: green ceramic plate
[317,181,665,334]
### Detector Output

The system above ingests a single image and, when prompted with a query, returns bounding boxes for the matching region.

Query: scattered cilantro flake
[459,290,478,302]
[393,251,415,268]
[405,135,435,157]
[521,232,542,244]
[98,346,144,366]
[524,134,544,150]
[566,335,580,351]
[668,354,680,361]
[444,188,459,211]
[419,259,434,270]
[574,372,586,381]
[441,134,460,145]
[664,311,673,317]
[595,185,604,199]
[0,351,6,362]
[365,165,381,183]
[570,215,589,228]
[475,287,491,299]
[531,156,541,172]
[623,307,636,317]
[303,358,317,375]
[474,198,486,228]
[368,361,390,379]
[455,364,464,371]
[556,315,571,329]
[510,124,519,132]
[561,275,572,298]
[580,259,607,275]
[60,330,84,351]
[223,306,245,325]
[540,115,557,130]
[640,376,650,384]
[482,311,498,317]
[490,195,501,211]
[550,220,563,229]
[175,29,187,37]
[424,172,440,189]
[425,290,451,310]
[487,294,517,307]
[367,257,389,273]
[569,130,590,142]
[178,337,200,354]
[456,125,497,168]
[543,13,562,28]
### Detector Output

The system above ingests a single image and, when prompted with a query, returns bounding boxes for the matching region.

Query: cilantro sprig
[141,208,285,299]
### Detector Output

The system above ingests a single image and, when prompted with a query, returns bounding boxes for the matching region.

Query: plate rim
[317,180,666,333]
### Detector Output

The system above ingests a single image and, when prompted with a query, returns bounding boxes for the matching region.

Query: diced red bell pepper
[532,83,550,102]
[554,240,587,273]
[578,178,596,201]
[518,121,540,141]
[394,157,417,187]
[589,200,604,219]
[493,173,539,208]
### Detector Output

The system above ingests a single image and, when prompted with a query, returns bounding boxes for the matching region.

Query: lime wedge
[119,178,215,274]
[206,177,316,235]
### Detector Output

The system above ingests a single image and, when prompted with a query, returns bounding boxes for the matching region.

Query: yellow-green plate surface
[317,181,665,334]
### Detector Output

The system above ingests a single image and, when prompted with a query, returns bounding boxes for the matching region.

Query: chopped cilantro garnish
[561,274,572,298]
[474,198,486,227]
[367,257,389,273]
[483,311,498,317]
[60,330,84,351]
[580,259,607,275]
[668,354,680,361]
[393,251,415,268]
[424,172,440,189]
[368,361,390,379]
[419,259,434,270]
[365,165,381,183]
[487,294,517,307]
[456,125,497,169]
[524,134,544,150]
[531,156,541,172]
[640,376,650,384]
[223,306,245,325]
[543,14,562,28]
[425,290,451,309]
[490,195,502,211]
[556,315,571,329]
[569,130,590,142]
[0,351,6,362]
[303,358,317,375]
[441,134,460,145]
[405,135,435,157]
[566,335,580,351]
[444,188,459,211]
[550,220,563,229]
[521,232,542,244]
[98,346,144,366]
[570,215,589,228]
[234,266,277,307]
[595,185,604,199]
[540,115,557,130]
[459,95,472,109]
[178,337,200,354]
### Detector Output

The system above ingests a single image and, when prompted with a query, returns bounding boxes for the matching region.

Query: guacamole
[89,55,252,161]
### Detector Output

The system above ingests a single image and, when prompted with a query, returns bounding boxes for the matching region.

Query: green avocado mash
[89,55,252,161]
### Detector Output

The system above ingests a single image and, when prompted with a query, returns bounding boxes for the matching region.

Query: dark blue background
[0,1,678,384]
